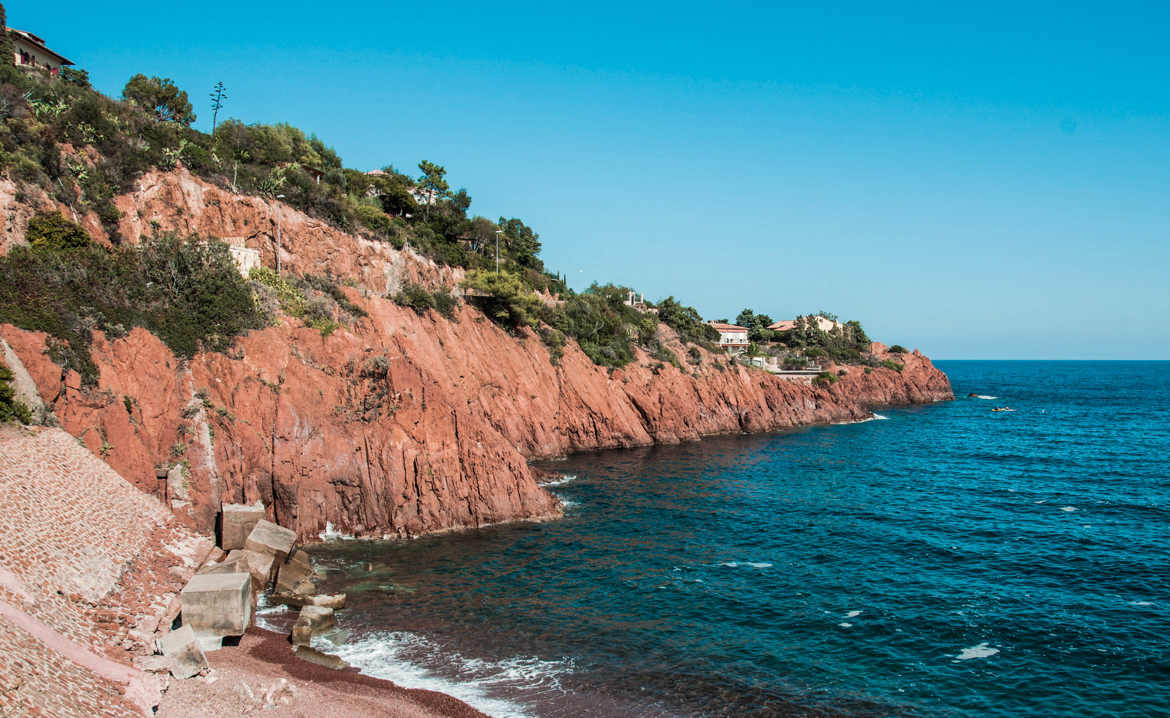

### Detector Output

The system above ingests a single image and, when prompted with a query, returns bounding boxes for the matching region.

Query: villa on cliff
[769,316,841,333]
[7,28,73,74]
[708,321,750,352]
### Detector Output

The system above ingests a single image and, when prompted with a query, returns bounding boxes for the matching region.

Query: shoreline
[156,627,490,718]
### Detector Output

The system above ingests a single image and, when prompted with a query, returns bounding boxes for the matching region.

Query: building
[707,321,750,351]
[7,28,73,75]
[768,316,841,333]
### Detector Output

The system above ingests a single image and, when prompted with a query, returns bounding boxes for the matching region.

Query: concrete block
[180,572,252,638]
[221,502,266,550]
[275,551,313,594]
[293,645,349,670]
[241,549,277,590]
[308,593,346,610]
[197,549,247,576]
[297,604,334,632]
[245,519,296,562]
[158,625,208,679]
[291,616,313,648]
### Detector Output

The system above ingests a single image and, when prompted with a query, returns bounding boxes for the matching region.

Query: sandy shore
[156,627,489,718]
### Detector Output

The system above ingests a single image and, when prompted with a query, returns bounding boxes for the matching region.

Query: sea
[288,361,1169,717]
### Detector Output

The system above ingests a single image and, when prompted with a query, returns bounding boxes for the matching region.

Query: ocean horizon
[291,360,1169,717]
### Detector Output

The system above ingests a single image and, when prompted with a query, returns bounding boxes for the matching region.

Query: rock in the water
[297,604,334,632]
[158,625,208,679]
[245,519,296,562]
[275,549,314,594]
[220,502,266,550]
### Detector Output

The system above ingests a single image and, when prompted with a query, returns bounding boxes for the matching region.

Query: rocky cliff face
[0,170,952,541]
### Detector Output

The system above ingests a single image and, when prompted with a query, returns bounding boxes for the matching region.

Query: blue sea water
[304,361,1170,717]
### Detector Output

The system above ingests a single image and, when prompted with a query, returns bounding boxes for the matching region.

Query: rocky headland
[1,168,952,543]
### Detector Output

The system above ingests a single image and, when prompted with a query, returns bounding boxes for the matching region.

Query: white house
[769,316,841,333]
[707,321,749,351]
[7,28,73,75]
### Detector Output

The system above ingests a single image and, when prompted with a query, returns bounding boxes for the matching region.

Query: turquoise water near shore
[308,361,1170,717]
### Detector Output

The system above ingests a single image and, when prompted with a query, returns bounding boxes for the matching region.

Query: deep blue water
[302,361,1170,717]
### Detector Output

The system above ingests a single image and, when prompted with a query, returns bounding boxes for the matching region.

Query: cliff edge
[0,170,953,541]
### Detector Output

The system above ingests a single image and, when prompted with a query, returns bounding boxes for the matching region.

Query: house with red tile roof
[707,321,749,351]
[7,28,73,75]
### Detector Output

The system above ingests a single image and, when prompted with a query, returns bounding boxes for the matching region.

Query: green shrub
[393,283,435,316]
[26,211,90,251]
[461,270,542,332]
[0,361,33,424]
[813,371,839,388]
[879,359,905,372]
[0,235,264,384]
[888,344,908,354]
[432,290,457,319]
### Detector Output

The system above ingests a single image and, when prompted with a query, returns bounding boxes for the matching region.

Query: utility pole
[495,229,502,275]
[275,194,285,275]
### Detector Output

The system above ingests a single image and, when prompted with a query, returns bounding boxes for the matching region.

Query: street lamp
[274,194,286,276]
[494,229,502,275]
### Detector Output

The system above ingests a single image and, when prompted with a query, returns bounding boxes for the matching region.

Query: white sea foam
[833,413,890,425]
[325,631,572,718]
[1061,506,1077,512]
[746,562,773,569]
[556,496,579,509]
[721,561,739,568]
[955,642,999,661]
[1129,601,1154,607]
[541,474,578,487]
[319,521,355,541]
[838,622,853,628]
[973,395,998,400]
[253,595,291,632]
[845,610,862,618]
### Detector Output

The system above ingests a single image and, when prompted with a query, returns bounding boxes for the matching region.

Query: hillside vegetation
[0,40,885,383]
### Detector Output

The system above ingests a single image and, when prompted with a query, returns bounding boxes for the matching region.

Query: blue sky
[13,1,1169,358]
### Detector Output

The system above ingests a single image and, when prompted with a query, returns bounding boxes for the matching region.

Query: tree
[497,217,542,269]
[416,160,450,220]
[123,74,196,125]
[209,81,227,133]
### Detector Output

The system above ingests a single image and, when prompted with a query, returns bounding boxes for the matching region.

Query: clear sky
[13,1,1169,358]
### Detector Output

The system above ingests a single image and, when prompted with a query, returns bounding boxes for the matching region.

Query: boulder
[158,625,208,679]
[275,550,313,594]
[180,572,252,640]
[197,549,247,575]
[291,615,313,648]
[245,519,296,562]
[307,593,346,610]
[221,502,266,550]
[297,604,334,632]
[241,549,277,590]
[293,645,349,670]
[270,592,345,610]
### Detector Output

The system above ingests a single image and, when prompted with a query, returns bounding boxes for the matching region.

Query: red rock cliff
[0,171,953,540]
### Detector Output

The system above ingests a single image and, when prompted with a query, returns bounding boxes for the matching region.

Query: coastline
[156,627,489,718]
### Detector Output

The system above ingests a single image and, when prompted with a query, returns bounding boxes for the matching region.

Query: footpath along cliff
[0,169,953,542]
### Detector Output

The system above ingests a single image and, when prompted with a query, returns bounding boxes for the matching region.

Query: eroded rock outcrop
[0,170,952,541]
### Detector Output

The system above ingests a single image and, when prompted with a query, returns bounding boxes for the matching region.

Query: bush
[888,344,908,354]
[813,371,839,388]
[461,270,542,332]
[393,283,435,316]
[879,359,904,372]
[0,235,265,384]
[26,211,90,251]
[0,361,33,424]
